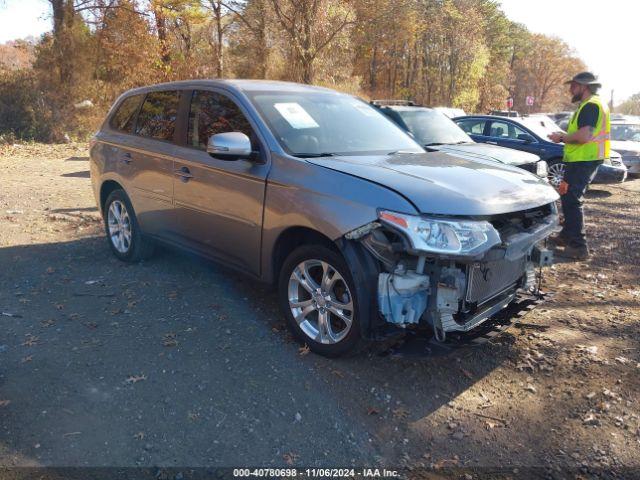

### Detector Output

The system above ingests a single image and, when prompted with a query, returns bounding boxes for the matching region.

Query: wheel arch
[270,226,337,285]
[99,180,125,214]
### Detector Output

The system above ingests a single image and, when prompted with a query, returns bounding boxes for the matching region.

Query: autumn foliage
[0,0,586,142]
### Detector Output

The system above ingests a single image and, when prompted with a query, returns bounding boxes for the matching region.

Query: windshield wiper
[293,152,336,158]
[423,142,446,147]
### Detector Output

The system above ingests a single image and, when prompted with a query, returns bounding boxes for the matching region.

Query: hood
[431,142,540,166]
[610,140,640,155]
[307,152,558,216]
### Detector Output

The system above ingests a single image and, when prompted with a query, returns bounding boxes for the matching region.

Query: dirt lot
[1,143,639,478]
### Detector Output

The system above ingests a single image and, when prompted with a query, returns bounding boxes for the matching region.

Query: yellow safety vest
[564,95,610,162]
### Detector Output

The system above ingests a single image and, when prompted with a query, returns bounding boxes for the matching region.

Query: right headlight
[378,210,501,256]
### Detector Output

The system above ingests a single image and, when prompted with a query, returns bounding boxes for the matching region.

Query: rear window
[135,90,180,141]
[110,94,143,132]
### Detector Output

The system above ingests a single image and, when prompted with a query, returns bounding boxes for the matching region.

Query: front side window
[110,94,143,133]
[457,119,486,135]
[489,121,527,140]
[247,91,422,156]
[135,90,180,141]
[188,90,255,150]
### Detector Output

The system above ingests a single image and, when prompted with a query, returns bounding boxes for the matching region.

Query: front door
[172,89,269,276]
[487,120,539,155]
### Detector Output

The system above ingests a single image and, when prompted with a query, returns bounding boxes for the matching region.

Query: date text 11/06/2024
[233,468,400,478]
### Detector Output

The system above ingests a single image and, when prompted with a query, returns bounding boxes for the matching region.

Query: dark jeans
[559,160,602,249]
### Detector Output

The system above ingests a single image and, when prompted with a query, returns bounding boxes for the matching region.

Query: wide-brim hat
[564,71,602,88]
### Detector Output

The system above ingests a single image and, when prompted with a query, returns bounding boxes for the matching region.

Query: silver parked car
[90,80,559,357]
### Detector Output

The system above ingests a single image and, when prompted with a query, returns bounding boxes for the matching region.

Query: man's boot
[557,245,590,261]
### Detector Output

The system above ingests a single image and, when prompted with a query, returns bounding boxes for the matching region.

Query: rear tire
[103,189,155,263]
[278,245,362,357]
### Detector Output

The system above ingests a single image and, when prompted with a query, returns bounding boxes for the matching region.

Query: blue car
[454,114,627,186]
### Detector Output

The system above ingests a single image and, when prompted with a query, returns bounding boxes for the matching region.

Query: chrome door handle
[121,152,132,164]
[174,167,193,181]
[486,141,497,145]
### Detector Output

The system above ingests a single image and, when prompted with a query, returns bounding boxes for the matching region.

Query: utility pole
[610,89,614,113]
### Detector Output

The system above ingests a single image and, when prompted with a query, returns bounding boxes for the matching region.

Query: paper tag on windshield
[274,103,319,129]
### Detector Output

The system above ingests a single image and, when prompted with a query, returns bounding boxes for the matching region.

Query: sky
[0,0,637,104]
[499,0,638,104]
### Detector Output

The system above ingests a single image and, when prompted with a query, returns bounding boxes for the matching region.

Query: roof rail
[370,99,418,107]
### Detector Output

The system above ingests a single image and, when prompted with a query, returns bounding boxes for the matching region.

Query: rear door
[124,90,182,238]
[172,89,269,276]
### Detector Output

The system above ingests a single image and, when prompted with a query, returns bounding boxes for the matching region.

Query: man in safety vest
[548,72,610,260]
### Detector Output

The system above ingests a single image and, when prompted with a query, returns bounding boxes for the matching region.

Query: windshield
[247,92,423,156]
[520,116,563,137]
[395,109,472,145]
[611,123,640,142]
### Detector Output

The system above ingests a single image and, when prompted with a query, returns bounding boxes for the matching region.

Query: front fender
[261,154,417,282]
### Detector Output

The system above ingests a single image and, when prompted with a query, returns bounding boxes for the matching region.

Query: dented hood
[307,151,559,216]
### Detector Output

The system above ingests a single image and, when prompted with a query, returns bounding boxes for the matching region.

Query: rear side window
[110,95,143,132]
[188,90,255,150]
[135,90,180,141]
[457,119,486,135]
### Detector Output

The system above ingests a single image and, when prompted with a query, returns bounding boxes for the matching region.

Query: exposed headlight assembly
[536,160,548,178]
[378,210,501,256]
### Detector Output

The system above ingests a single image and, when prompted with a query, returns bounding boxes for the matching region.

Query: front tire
[547,159,565,188]
[278,245,362,357]
[103,189,155,262]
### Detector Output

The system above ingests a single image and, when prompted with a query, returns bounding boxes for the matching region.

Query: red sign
[507,97,514,108]
[526,96,535,106]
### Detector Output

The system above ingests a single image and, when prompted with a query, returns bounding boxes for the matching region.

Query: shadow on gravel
[585,188,613,199]
[0,236,521,467]
[50,207,99,214]
[61,171,90,178]
[65,156,89,162]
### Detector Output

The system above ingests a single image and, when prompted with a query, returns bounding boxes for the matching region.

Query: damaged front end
[345,203,558,342]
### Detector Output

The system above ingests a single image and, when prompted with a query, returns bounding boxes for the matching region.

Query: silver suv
[90,80,559,357]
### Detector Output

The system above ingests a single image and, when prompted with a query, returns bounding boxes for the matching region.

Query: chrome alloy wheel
[107,200,132,253]
[288,259,354,345]
[548,162,565,188]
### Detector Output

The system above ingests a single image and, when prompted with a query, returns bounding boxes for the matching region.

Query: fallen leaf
[40,319,55,327]
[46,267,55,274]
[283,452,299,465]
[298,345,310,356]
[0,400,11,407]
[331,369,344,378]
[367,406,380,416]
[22,335,39,347]
[392,407,409,420]
[163,332,178,347]
[187,411,200,421]
[167,291,178,301]
[125,374,147,384]
[21,355,33,363]
[460,368,473,379]
[134,432,145,440]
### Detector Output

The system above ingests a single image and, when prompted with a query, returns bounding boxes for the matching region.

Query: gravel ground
[1,143,639,477]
